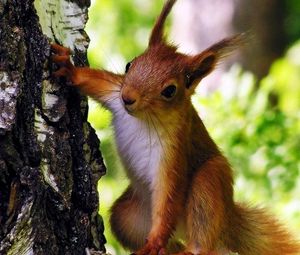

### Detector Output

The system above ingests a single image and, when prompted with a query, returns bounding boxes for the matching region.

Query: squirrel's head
[120,0,244,118]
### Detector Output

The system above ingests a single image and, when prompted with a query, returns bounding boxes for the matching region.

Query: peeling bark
[0,0,107,254]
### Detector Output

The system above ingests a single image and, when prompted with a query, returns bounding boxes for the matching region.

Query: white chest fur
[110,99,162,189]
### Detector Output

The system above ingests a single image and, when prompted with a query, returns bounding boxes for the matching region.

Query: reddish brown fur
[110,185,151,250]
[51,0,300,254]
[149,0,177,46]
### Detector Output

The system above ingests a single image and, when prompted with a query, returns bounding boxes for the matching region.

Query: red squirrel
[51,0,300,254]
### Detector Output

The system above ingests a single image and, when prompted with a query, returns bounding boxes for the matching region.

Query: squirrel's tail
[226,203,300,255]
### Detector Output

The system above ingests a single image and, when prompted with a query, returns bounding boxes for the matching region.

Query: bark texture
[234,0,286,80]
[0,0,107,254]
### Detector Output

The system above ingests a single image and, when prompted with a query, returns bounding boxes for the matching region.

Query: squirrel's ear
[185,52,217,89]
[185,34,246,89]
[149,0,176,46]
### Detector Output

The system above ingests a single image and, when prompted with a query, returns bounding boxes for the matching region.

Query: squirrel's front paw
[50,43,74,80]
[132,239,167,255]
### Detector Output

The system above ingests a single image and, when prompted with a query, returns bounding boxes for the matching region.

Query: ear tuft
[186,33,247,89]
[207,33,248,60]
[149,0,177,46]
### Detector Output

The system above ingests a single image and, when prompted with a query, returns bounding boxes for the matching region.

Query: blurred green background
[85,0,300,254]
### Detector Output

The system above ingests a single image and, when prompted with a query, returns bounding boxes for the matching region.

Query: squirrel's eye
[125,61,132,73]
[161,84,177,100]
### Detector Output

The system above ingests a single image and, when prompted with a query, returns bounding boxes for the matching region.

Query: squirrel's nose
[122,95,136,106]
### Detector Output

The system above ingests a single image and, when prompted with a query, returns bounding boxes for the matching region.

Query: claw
[51,55,69,63]
[171,253,193,255]
[158,248,167,255]
[52,67,69,78]
[51,43,71,56]
[134,246,166,255]
[50,43,75,81]
[51,55,73,69]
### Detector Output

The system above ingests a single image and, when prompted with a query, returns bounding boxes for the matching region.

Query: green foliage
[284,0,300,46]
[86,0,164,70]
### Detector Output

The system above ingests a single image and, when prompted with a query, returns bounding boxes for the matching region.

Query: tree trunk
[234,0,286,80]
[0,1,107,254]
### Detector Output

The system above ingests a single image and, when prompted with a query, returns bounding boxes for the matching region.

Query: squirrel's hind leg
[110,185,151,251]
[171,248,230,255]
[184,156,234,255]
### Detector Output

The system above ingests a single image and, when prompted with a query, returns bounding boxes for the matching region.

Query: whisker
[95,44,123,74]
[112,106,125,117]
[87,89,121,97]
[137,118,146,145]
[95,76,123,87]
[149,108,173,144]
[148,113,164,153]
[145,112,153,171]
[101,95,120,107]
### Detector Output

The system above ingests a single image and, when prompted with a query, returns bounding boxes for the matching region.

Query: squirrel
[51,0,300,254]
